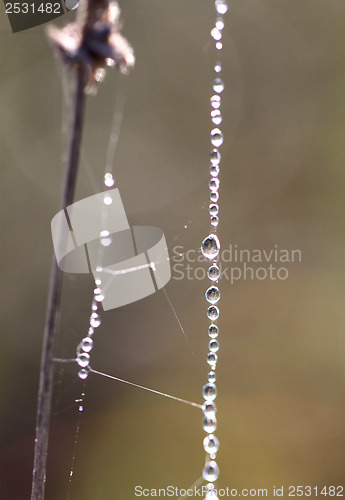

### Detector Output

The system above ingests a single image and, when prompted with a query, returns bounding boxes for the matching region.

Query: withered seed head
[47,0,135,86]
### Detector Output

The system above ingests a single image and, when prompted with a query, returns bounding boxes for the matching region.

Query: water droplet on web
[201,234,220,259]
[210,149,221,165]
[104,173,115,187]
[95,293,105,302]
[216,42,223,50]
[209,178,220,192]
[215,17,225,30]
[65,0,79,11]
[211,128,224,147]
[211,216,219,227]
[210,164,219,177]
[206,286,220,304]
[203,401,217,418]
[95,67,106,83]
[202,416,217,433]
[211,109,222,125]
[76,352,90,368]
[209,340,219,353]
[208,324,219,338]
[105,58,115,68]
[208,371,216,383]
[209,204,219,216]
[207,306,220,321]
[78,369,89,380]
[211,27,222,41]
[210,191,219,202]
[207,352,218,367]
[101,237,112,246]
[90,313,101,328]
[213,78,224,93]
[203,383,217,401]
[210,95,221,109]
[205,486,219,500]
[80,337,93,353]
[100,230,112,247]
[208,265,220,281]
[78,405,83,412]
[215,0,228,15]
[104,195,113,205]
[203,460,219,482]
[204,434,220,454]
[214,62,222,73]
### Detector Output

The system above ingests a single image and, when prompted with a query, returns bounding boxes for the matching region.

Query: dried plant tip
[46,0,135,86]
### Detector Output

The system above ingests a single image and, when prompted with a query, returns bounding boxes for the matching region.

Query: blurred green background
[0,1,344,499]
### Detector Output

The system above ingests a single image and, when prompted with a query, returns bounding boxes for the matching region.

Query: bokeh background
[0,1,344,499]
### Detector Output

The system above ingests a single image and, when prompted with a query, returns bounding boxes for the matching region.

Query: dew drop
[207,306,220,321]
[80,337,93,353]
[88,327,94,336]
[211,109,222,125]
[205,487,219,500]
[203,460,219,482]
[78,368,89,380]
[104,195,113,205]
[208,324,219,338]
[215,0,228,15]
[210,27,222,41]
[105,58,115,67]
[209,340,219,353]
[95,293,105,302]
[78,405,83,412]
[211,128,224,147]
[90,314,101,328]
[203,434,220,454]
[210,149,221,165]
[65,0,78,11]
[201,234,220,260]
[76,352,90,368]
[215,17,225,30]
[208,371,216,383]
[202,383,217,401]
[210,164,219,177]
[207,352,218,367]
[214,62,222,73]
[203,401,217,418]
[104,173,115,187]
[210,95,221,109]
[210,191,219,202]
[100,230,112,247]
[208,265,220,281]
[213,78,224,93]
[94,67,106,82]
[205,286,220,304]
[202,416,217,433]
[211,216,219,227]
[209,204,219,216]
[209,178,220,192]
[216,42,223,50]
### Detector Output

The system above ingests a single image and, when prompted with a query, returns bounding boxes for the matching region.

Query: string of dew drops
[200,1,228,498]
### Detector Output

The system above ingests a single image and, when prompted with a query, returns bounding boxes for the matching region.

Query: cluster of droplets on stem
[75,171,116,382]
[201,0,227,497]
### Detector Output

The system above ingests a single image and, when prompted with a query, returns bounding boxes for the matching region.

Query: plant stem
[31,66,86,500]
